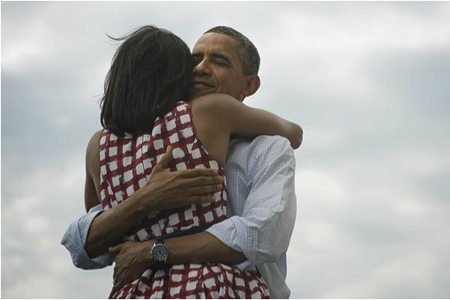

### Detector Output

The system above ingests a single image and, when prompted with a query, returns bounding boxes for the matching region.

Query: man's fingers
[178,175,224,189]
[110,277,124,298]
[110,277,128,298]
[152,146,173,173]
[184,194,217,205]
[109,285,118,299]
[109,243,125,253]
[183,183,224,197]
[109,283,120,299]
[113,266,121,282]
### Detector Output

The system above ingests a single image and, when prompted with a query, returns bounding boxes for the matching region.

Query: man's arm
[110,136,296,291]
[168,137,296,266]
[108,230,246,295]
[108,183,249,294]
[61,204,114,269]
[207,136,296,266]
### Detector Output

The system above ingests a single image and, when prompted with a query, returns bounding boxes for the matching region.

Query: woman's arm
[193,94,303,149]
[85,130,102,211]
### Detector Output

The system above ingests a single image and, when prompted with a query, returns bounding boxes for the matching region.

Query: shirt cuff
[206,216,258,271]
[61,208,114,269]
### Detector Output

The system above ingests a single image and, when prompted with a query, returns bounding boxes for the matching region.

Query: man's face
[190,33,248,102]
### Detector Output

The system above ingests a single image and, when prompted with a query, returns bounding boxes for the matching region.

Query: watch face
[152,244,169,262]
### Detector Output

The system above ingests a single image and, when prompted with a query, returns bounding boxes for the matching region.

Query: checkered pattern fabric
[113,263,269,299]
[100,102,227,241]
[100,101,270,298]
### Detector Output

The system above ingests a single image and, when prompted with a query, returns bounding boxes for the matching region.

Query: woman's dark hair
[100,26,193,136]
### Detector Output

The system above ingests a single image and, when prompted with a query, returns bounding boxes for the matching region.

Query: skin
[84,32,302,296]
[190,32,260,102]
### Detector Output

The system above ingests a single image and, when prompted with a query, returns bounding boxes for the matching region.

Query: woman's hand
[108,241,154,298]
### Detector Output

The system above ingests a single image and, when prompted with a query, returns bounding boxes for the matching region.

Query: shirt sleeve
[61,204,115,269]
[207,136,297,266]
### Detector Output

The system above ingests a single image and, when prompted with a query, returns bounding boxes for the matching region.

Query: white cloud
[1,157,114,298]
[324,252,439,298]
[287,137,450,297]
[390,148,450,177]
[295,168,348,205]
[299,128,345,149]
[2,40,44,72]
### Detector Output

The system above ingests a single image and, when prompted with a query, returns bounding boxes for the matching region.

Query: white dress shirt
[61,135,297,298]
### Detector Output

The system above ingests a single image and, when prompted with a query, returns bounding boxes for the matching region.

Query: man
[62,26,299,298]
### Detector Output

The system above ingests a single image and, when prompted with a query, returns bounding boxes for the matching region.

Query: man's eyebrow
[191,52,232,66]
[211,53,232,64]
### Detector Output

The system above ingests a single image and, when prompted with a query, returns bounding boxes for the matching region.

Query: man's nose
[193,59,211,75]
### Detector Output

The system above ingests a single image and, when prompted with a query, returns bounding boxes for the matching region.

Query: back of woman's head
[100,26,192,136]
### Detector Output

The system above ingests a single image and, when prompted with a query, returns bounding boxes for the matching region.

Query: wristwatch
[150,239,169,264]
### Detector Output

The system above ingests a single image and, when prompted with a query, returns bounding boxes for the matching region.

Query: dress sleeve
[207,137,297,266]
[61,204,115,269]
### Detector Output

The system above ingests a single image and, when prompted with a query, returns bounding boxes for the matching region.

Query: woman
[85,26,302,298]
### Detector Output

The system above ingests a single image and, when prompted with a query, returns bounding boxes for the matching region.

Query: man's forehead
[193,33,239,55]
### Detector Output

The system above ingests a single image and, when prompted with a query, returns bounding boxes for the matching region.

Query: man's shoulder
[231,135,291,151]
[252,135,291,148]
[228,135,293,162]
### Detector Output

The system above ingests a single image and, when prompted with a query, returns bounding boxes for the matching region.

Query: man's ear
[242,75,260,98]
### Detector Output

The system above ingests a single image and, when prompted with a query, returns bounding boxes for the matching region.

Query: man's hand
[108,241,154,298]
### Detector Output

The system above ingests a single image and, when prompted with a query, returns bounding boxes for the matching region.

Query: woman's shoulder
[87,130,103,151]
[191,93,237,105]
[191,94,239,116]
[85,130,103,175]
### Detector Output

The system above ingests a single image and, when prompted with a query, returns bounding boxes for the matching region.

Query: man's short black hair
[205,26,260,75]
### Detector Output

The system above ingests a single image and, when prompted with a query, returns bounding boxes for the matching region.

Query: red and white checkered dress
[100,101,270,298]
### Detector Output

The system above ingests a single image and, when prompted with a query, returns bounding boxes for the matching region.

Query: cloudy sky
[2,1,450,298]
